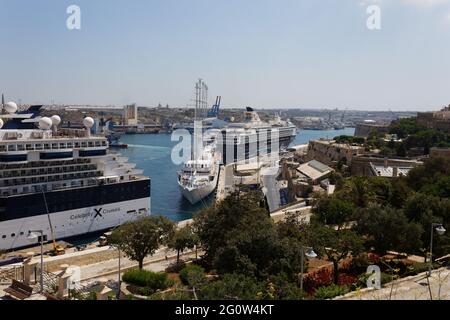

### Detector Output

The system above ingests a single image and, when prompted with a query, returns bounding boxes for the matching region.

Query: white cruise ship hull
[178,164,220,205]
[0,197,150,251]
[179,181,216,205]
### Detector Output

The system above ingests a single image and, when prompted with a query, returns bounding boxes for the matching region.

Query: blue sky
[1,0,450,111]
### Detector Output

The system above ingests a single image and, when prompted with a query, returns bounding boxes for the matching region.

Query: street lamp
[299,246,317,296]
[27,230,44,293]
[428,223,446,276]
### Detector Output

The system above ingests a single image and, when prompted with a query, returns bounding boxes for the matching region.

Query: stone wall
[354,123,389,138]
[305,140,364,167]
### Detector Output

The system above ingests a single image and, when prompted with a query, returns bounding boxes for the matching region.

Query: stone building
[417,106,450,132]
[305,139,364,167]
[351,155,422,177]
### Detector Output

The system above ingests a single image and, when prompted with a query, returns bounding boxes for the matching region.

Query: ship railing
[0,165,98,178]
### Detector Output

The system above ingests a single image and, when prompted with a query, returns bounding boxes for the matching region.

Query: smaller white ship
[177,142,220,205]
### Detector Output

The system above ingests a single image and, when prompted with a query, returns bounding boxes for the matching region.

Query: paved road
[78,248,197,284]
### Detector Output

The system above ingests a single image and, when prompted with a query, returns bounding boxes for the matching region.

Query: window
[11,233,15,237]
[52,143,58,149]
[35,144,43,150]
[81,142,87,148]
[8,145,16,151]
[59,143,66,149]
[1,235,5,239]
[75,142,80,148]
[26,144,33,150]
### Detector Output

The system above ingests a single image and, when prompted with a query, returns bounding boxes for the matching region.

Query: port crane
[207,96,221,118]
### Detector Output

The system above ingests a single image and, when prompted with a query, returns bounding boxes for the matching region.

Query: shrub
[314,284,350,300]
[405,262,440,276]
[179,264,205,287]
[197,273,263,300]
[122,269,174,292]
[354,271,396,290]
[149,288,193,300]
[165,261,186,273]
[346,254,371,275]
[303,268,333,294]
[338,274,357,286]
[262,274,305,300]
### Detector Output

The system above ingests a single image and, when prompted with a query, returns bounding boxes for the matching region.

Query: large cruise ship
[0,102,150,251]
[218,107,297,164]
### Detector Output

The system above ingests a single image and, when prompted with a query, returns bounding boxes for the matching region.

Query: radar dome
[38,117,53,130]
[4,102,18,114]
[83,117,95,128]
[51,115,61,126]
[0,119,3,129]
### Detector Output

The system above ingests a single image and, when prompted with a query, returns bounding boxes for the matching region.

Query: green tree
[389,117,426,138]
[312,195,355,228]
[109,216,175,269]
[337,177,376,208]
[198,273,263,300]
[194,191,304,279]
[168,225,199,265]
[390,177,412,208]
[407,157,450,192]
[307,224,364,284]
[355,205,423,255]
[403,193,450,258]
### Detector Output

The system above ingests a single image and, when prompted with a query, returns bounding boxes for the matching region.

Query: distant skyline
[1,0,450,111]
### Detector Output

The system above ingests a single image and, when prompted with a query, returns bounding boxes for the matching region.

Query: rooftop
[297,160,333,181]
[370,163,413,177]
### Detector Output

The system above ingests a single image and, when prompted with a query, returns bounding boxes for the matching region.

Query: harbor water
[119,127,355,221]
